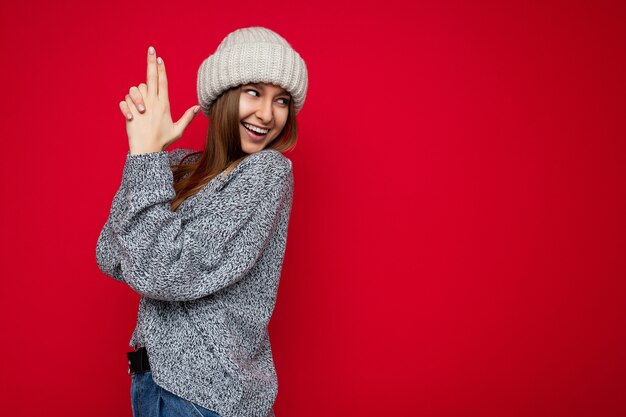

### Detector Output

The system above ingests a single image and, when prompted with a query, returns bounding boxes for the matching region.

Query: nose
[254,98,274,124]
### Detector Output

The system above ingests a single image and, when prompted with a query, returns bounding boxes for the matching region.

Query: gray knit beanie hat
[197,26,308,118]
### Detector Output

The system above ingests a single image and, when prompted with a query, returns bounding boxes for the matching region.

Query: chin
[241,141,268,155]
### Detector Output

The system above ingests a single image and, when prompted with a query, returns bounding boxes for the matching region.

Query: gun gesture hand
[119,46,200,155]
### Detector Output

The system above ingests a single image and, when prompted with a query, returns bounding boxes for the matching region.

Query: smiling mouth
[241,122,269,140]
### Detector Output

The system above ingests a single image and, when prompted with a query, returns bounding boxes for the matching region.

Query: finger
[129,86,145,113]
[146,46,157,98]
[119,101,133,121]
[157,56,168,102]
[125,94,139,118]
[138,83,147,97]
[173,105,201,137]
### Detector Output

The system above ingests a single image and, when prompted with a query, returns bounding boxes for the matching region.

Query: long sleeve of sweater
[95,148,191,284]
[95,186,127,283]
[96,148,293,302]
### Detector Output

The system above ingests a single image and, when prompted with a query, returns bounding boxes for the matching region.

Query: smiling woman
[96,26,308,417]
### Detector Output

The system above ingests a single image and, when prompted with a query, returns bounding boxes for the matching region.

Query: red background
[1,0,625,416]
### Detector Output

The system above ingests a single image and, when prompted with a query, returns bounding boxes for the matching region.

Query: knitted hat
[197,26,308,118]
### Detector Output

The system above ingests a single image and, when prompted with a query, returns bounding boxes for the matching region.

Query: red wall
[0,0,624,416]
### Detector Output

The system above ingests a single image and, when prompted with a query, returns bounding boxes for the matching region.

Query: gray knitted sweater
[95,147,294,417]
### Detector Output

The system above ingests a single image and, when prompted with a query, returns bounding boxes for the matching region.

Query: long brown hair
[170,85,298,212]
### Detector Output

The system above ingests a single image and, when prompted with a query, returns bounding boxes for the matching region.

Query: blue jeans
[131,370,221,417]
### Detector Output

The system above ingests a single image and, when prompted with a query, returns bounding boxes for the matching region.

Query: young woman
[95,27,308,417]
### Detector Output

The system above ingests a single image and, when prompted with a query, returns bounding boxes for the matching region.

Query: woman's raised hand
[119,46,201,155]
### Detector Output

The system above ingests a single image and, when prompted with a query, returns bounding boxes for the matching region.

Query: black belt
[127,346,151,375]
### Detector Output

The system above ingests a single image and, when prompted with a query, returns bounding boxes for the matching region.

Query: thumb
[174,105,201,137]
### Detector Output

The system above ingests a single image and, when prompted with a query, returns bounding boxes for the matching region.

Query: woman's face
[239,82,291,154]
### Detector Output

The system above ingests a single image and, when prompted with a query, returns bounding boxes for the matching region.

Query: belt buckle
[127,349,141,376]
[127,351,134,375]
[127,347,149,376]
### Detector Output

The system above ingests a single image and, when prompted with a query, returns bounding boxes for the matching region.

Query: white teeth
[243,122,269,134]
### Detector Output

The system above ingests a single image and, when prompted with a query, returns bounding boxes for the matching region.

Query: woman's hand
[119,46,201,155]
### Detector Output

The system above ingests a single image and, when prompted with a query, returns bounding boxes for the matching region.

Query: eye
[244,88,290,106]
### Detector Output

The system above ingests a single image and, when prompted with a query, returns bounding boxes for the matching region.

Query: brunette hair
[169,85,298,212]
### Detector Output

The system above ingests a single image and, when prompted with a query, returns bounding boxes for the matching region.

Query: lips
[242,122,268,141]
[242,122,270,133]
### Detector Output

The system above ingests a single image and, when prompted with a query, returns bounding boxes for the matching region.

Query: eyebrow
[247,83,290,97]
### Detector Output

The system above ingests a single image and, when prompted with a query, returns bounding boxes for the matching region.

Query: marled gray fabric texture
[95,148,294,417]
